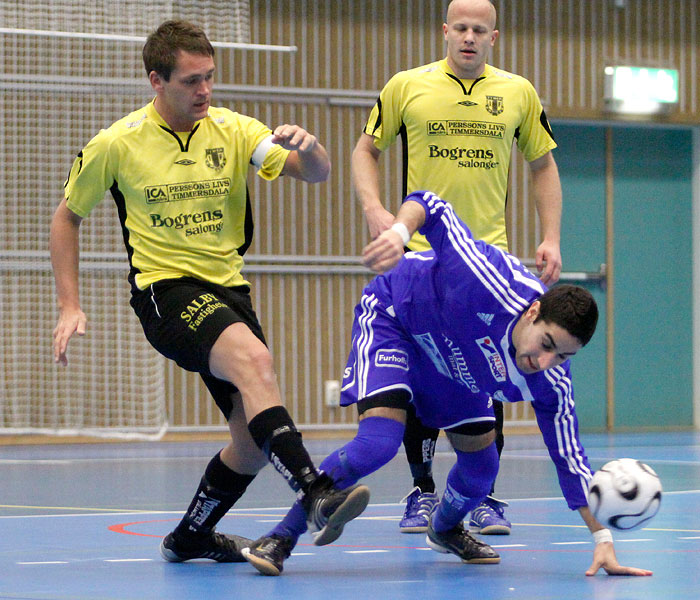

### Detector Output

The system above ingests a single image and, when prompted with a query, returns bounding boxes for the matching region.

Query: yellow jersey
[364,60,556,251]
[65,100,289,290]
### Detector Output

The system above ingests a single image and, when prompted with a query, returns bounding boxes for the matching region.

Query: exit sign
[604,66,679,114]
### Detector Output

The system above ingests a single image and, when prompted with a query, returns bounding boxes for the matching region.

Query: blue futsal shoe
[468,495,512,535]
[399,487,439,533]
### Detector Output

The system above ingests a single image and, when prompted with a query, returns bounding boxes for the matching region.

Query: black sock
[403,406,439,493]
[248,405,318,493]
[413,476,436,495]
[174,451,255,541]
[491,399,505,495]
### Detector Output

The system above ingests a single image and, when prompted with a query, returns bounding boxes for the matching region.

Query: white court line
[255,519,282,522]
[0,511,177,519]
[3,452,699,466]
[17,561,68,565]
[344,550,389,554]
[491,544,527,548]
[4,491,700,518]
[679,536,700,539]
[552,541,590,545]
[617,539,653,543]
[104,558,154,562]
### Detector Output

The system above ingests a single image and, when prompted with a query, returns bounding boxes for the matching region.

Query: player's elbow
[304,161,330,183]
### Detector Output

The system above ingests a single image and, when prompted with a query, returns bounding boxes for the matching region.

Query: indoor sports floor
[1,430,699,600]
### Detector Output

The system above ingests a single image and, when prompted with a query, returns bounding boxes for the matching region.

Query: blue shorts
[340,286,496,430]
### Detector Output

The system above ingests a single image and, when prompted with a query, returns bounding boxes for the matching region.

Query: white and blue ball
[588,458,662,531]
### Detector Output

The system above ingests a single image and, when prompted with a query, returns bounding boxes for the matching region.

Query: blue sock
[267,416,405,543]
[431,443,499,533]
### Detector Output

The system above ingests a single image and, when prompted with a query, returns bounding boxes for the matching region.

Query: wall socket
[324,380,341,407]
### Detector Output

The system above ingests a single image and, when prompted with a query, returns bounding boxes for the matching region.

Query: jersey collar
[145,99,202,152]
[145,98,208,133]
[439,58,493,82]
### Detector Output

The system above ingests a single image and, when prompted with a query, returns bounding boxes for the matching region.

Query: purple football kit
[341,191,592,510]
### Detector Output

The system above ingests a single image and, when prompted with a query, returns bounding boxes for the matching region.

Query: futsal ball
[588,458,662,531]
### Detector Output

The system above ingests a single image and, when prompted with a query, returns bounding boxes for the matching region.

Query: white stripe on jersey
[504,252,548,294]
[444,209,536,312]
[356,293,379,400]
[423,193,532,316]
[544,366,593,495]
[499,327,536,403]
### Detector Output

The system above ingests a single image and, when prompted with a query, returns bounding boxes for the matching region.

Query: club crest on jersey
[205,147,226,171]
[476,336,506,382]
[485,95,504,116]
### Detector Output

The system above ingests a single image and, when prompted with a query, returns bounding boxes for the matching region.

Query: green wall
[612,128,693,428]
[551,124,693,430]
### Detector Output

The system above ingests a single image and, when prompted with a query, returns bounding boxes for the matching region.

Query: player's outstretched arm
[578,506,653,577]
[274,124,330,183]
[50,199,87,366]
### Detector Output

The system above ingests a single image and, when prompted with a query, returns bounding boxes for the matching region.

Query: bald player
[350,0,564,536]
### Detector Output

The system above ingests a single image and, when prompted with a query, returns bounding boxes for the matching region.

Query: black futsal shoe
[242,534,295,576]
[159,530,251,562]
[302,473,371,546]
[426,518,501,564]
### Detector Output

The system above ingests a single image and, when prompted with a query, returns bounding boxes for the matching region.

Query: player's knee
[357,416,404,463]
[453,443,499,497]
[338,416,404,479]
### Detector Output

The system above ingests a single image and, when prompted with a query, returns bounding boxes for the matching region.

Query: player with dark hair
[50,19,369,564]
[352,0,564,535]
[242,191,652,578]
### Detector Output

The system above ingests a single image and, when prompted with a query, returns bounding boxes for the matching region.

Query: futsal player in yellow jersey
[352,0,563,535]
[50,20,370,563]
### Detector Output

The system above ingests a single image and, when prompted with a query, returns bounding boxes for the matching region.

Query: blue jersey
[341,190,592,510]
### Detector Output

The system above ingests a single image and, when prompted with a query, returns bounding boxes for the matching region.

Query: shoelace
[401,487,438,517]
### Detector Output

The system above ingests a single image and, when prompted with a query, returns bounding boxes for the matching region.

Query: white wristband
[593,528,613,544]
[390,222,411,246]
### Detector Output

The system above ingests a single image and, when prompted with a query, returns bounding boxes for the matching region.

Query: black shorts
[130,277,267,420]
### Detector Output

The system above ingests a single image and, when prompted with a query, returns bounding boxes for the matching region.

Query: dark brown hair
[143,20,214,81]
[535,284,599,346]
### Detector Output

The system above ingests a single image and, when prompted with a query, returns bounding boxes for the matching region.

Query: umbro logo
[458,100,478,107]
[175,159,196,166]
[477,312,494,326]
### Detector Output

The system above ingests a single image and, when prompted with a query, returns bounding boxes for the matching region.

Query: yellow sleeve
[363,71,407,151]
[64,129,116,218]
[242,116,290,181]
[515,79,557,162]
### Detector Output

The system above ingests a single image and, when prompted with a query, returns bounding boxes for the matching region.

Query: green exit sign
[604,66,679,114]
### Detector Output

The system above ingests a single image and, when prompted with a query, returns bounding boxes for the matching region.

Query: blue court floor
[1,431,699,600]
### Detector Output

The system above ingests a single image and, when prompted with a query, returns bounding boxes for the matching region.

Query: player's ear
[149,70,164,92]
[527,301,541,321]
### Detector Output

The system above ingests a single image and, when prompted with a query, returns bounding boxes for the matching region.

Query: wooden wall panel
[3,0,697,434]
